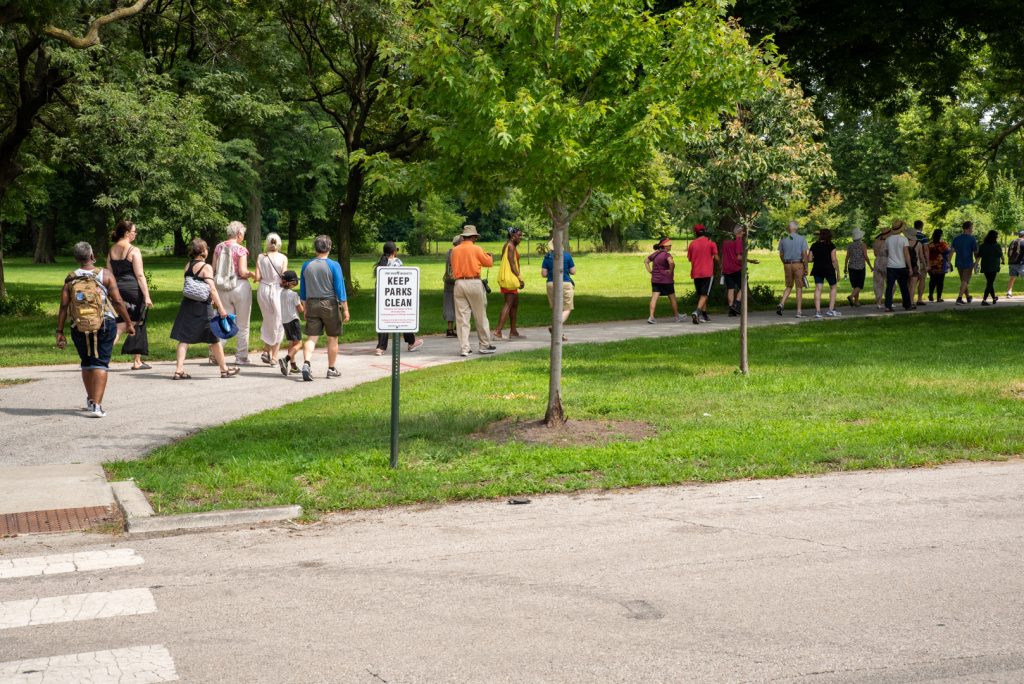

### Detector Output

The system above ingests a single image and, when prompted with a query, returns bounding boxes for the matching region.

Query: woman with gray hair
[442,235,463,337]
[254,232,288,365]
[211,220,254,365]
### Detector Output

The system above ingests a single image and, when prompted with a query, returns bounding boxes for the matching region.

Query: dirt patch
[475,417,656,447]
[1005,382,1024,399]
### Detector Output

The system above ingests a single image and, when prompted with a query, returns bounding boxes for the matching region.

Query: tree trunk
[544,201,570,426]
[173,228,187,256]
[93,217,109,257]
[336,163,364,293]
[246,189,262,256]
[33,210,56,264]
[739,221,750,375]
[600,224,624,252]
[0,220,7,298]
[287,214,298,257]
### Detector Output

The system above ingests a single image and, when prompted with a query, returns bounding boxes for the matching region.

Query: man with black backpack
[56,242,135,418]
[1007,229,1024,298]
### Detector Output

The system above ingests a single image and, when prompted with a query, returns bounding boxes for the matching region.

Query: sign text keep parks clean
[375,266,420,333]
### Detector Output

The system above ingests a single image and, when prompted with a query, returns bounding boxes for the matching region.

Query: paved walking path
[1,296,1020,470]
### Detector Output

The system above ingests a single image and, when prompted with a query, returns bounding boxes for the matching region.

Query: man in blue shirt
[950,221,979,304]
[298,234,349,380]
[541,240,576,340]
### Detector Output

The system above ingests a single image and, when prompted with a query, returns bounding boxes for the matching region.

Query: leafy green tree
[277,0,426,291]
[409,0,761,423]
[878,173,937,228]
[988,171,1024,237]
[680,74,832,372]
[407,193,465,256]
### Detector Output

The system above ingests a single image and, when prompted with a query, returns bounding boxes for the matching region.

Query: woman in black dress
[106,220,153,369]
[170,239,238,379]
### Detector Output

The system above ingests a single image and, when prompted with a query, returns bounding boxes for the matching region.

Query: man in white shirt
[883,221,913,312]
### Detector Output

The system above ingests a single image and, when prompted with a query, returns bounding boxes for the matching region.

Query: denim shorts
[71,317,117,371]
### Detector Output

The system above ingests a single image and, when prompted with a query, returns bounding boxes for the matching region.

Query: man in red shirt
[686,224,719,324]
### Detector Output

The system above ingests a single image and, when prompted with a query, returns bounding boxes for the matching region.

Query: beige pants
[216,281,252,362]
[454,279,491,353]
[872,266,887,304]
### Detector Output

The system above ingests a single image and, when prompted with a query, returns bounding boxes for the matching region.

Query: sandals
[172,371,192,380]
[492,330,503,340]
[260,352,272,365]
[130,362,152,371]
[374,348,385,356]
[221,367,240,378]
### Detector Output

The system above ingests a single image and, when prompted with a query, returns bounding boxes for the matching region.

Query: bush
[0,294,44,317]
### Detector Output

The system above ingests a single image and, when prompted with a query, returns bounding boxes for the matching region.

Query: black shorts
[652,282,675,297]
[693,277,713,296]
[848,268,865,289]
[723,271,742,290]
[283,319,302,342]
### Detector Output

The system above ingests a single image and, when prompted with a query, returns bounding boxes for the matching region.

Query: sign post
[375,266,420,469]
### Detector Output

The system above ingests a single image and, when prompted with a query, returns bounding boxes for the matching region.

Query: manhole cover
[0,506,119,536]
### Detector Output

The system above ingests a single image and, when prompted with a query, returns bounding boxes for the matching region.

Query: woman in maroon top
[644,237,680,323]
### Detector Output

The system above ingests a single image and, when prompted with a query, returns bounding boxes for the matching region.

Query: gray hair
[788,220,800,231]
[452,235,464,246]
[313,234,332,254]
[226,221,246,239]
[264,232,281,253]
[73,242,94,264]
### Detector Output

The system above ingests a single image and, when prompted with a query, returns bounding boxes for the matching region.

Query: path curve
[1,298,1017,466]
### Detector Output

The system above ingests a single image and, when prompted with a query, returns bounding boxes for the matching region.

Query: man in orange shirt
[450,225,497,356]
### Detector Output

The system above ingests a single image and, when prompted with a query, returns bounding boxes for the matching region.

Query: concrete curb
[110,481,154,521]
[125,505,303,535]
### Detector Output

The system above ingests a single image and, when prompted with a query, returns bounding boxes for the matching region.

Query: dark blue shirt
[951,233,978,269]
[542,251,575,283]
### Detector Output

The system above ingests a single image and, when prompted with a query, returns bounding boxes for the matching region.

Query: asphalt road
[2,461,1022,682]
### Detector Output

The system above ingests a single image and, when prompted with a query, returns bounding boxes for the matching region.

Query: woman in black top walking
[809,229,842,318]
[106,220,153,369]
[978,230,1004,305]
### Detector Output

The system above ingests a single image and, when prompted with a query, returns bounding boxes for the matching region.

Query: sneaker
[289,364,300,375]
[956,298,964,305]
[326,367,341,378]
[278,358,289,377]
[1007,291,1013,298]
[301,363,313,382]
[916,300,927,306]
[691,312,700,324]
[374,348,385,356]
[727,308,738,317]
[795,312,805,318]
[884,307,895,312]
[993,296,999,305]
[937,298,944,303]
[235,359,255,367]
[479,345,497,355]
[446,330,457,338]
[674,314,683,323]
[90,404,106,418]
[815,312,823,319]
[981,300,990,306]
[408,339,424,352]
[261,352,272,365]
[776,305,783,316]
[832,309,843,316]
[700,311,710,322]
[460,350,471,357]
[928,295,934,301]
[84,398,94,411]
[967,295,973,303]
[647,316,656,324]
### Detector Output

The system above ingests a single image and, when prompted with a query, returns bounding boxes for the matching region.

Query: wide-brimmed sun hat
[851,228,864,240]
[209,314,239,340]
[460,224,480,238]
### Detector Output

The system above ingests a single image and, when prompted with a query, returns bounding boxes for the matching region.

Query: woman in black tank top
[106,220,152,369]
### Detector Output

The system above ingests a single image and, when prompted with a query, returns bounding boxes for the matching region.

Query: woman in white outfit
[254,232,288,365]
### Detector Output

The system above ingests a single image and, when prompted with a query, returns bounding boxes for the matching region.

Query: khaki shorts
[958,268,974,283]
[546,281,575,312]
[784,262,805,288]
[305,297,342,337]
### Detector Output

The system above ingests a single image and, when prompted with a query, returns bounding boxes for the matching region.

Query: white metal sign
[375,266,420,333]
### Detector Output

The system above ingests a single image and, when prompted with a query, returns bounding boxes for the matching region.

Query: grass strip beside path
[106,308,1024,516]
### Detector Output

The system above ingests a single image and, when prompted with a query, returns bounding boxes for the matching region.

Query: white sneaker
[831,309,842,316]
[90,404,106,418]
[84,398,94,411]
[795,313,805,318]
[674,314,683,323]
[814,312,823,319]
[647,317,656,324]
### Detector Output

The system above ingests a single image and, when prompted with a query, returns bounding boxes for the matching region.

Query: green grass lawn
[106,307,1024,516]
[2,248,1013,366]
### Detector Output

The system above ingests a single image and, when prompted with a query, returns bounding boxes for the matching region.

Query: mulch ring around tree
[475,417,656,447]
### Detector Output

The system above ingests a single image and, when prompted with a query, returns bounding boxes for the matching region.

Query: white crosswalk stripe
[0,549,143,579]
[0,548,179,681]
[0,644,178,683]
[0,588,156,630]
